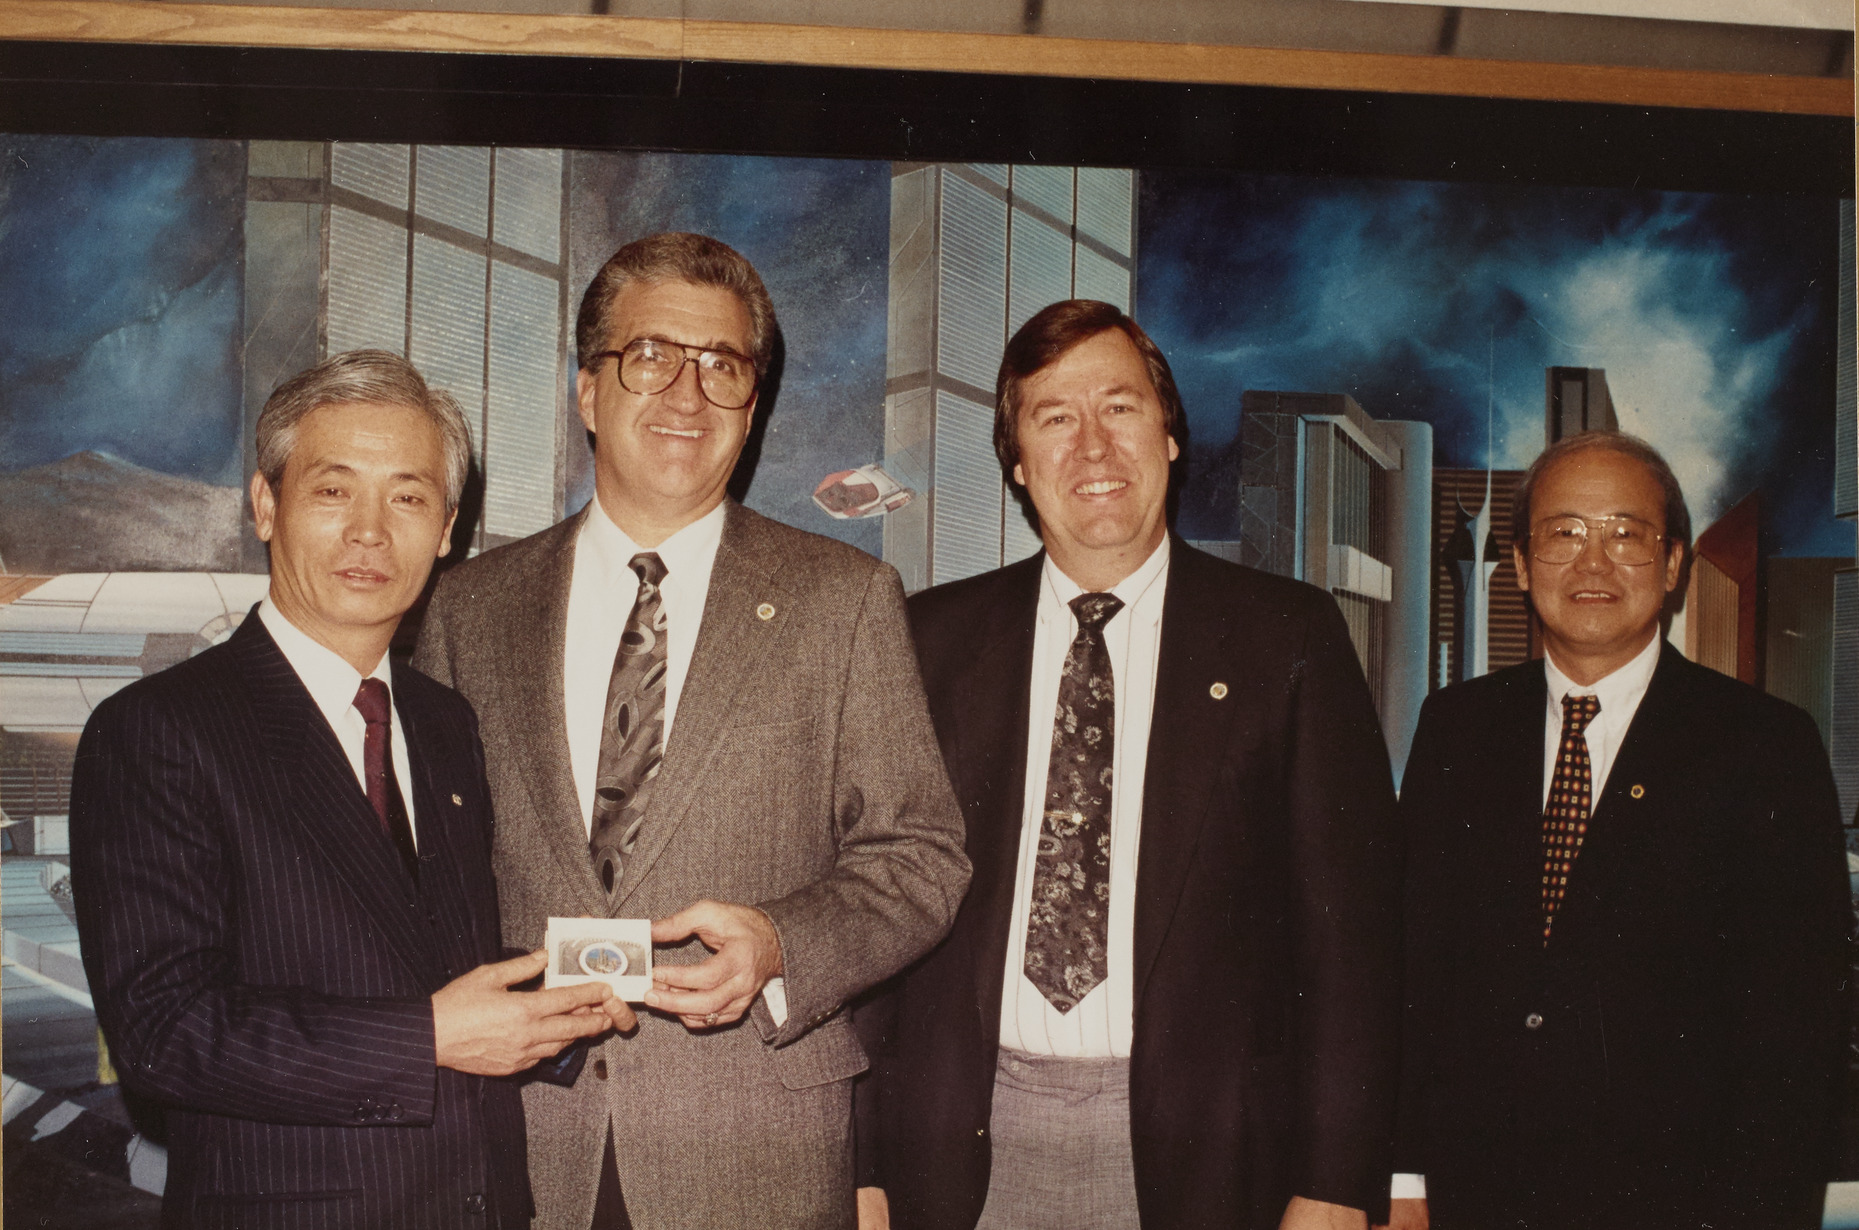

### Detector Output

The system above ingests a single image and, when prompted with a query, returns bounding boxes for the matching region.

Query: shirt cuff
[1391,1174,1426,1199]
[762,976,789,1026]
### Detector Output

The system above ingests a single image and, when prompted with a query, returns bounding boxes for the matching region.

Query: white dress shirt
[1392,631,1664,1201]
[1539,632,1661,810]
[564,498,725,831]
[998,537,1170,1059]
[560,498,787,1021]
[257,598,416,845]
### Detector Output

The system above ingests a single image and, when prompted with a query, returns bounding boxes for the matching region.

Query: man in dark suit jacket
[859,301,1403,1230]
[71,351,619,1229]
[1391,431,1849,1230]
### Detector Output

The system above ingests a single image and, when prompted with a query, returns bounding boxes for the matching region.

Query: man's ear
[1663,543,1684,594]
[575,368,600,434]
[250,471,278,544]
[1512,542,1532,592]
[1012,463,1025,488]
[437,506,459,560]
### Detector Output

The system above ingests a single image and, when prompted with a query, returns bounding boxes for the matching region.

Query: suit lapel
[393,668,486,965]
[613,504,795,909]
[1561,644,1685,931]
[233,618,441,980]
[1131,546,1249,1002]
[497,510,609,916]
[952,560,1041,1035]
[1484,664,1552,960]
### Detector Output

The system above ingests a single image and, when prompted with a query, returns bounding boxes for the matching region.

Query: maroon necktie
[1541,693,1600,944]
[354,678,418,876]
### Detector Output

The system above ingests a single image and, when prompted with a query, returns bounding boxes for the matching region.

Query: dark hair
[1511,429,1692,587]
[574,232,777,374]
[256,350,472,515]
[993,300,1185,479]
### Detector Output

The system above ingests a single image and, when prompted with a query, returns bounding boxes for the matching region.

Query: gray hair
[574,232,777,374]
[255,350,473,515]
[1511,429,1692,590]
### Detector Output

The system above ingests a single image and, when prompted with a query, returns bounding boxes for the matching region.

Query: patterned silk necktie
[589,553,669,901]
[353,678,418,877]
[1024,592,1124,1014]
[1541,693,1601,944]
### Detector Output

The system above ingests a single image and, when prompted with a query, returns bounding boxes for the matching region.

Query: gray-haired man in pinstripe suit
[71,351,623,1229]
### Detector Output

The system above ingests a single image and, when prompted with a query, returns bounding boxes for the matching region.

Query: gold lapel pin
[1629,784,1645,799]
[451,793,464,806]
[1210,682,1229,700]
[756,602,776,621]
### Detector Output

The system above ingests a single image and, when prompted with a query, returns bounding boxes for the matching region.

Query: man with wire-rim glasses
[1389,430,1848,1230]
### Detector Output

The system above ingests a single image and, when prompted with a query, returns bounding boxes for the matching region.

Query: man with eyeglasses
[1385,431,1848,1230]
[414,232,969,1229]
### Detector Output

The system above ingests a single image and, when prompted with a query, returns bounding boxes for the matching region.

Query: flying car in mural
[812,463,916,519]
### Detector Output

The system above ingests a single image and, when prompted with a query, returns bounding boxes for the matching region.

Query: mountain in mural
[0,451,247,574]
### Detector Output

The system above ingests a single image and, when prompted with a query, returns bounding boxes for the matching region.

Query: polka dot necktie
[1541,694,1600,944]
[589,552,669,903]
[1024,592,1122,1014]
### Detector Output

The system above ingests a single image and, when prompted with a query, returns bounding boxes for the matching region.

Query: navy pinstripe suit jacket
[70,613,530,1230]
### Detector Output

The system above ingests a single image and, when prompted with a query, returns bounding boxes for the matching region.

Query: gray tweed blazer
[415,500,970,1230]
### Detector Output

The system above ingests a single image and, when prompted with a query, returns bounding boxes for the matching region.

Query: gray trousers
[974,1048,1141,1230]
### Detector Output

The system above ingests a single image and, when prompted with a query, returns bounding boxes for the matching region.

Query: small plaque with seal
[543,916,652,1001]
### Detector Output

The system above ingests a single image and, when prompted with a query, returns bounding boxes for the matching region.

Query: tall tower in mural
[882,163,1136,593]
[1545,366,1618,443]
[242,140,572,561]
[1451,359,1508,683]
[1452,471,1500,682]
[1226,391,1433,785]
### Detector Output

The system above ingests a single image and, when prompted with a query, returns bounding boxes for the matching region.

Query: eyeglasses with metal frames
[1528,515,1668,566]
[590,338,759,410]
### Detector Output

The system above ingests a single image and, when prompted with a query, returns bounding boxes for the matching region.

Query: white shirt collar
[256,597,391,720]
[583,496,728,584]
[1042,536,1172,615]
[1543,630,1662,716]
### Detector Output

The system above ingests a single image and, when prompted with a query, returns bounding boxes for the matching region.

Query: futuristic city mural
[0,135,1852,1216]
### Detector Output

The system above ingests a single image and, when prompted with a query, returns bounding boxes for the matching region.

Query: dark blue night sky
[1137,172,1846,556]
[0,135,245,485]
[569,151,890,555]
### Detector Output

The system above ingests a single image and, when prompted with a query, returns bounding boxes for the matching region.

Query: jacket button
[593,1059,609,1081]
[388,1104,403,1121]
[464,1192,486,1215]
[1525,1012,1544,1030]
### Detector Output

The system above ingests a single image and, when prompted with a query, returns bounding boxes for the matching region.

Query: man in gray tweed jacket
[415,233,970,1230]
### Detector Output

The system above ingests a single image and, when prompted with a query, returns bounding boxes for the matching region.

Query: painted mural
[0,135,1853,1219]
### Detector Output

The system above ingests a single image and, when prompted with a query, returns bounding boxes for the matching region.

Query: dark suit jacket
[863,542,1404,1230]
[70,615,529,1230]
[1397,644,1850,1230]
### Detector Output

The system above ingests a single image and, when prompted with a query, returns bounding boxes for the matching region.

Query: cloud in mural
[0,136,246,486]
[1504,224,1803,530]
[1136,173,1840,554]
